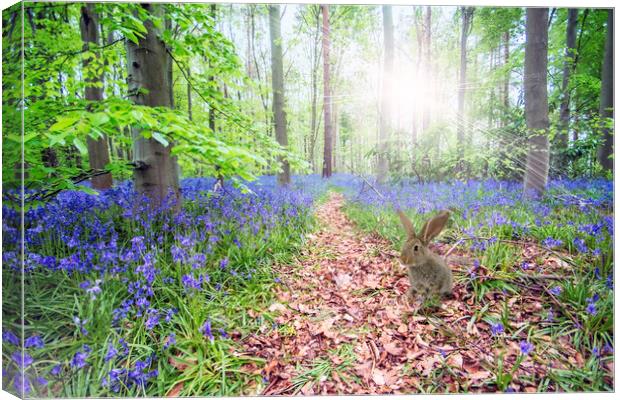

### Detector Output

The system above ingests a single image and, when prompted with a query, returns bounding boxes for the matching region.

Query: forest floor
[240,193,603,394]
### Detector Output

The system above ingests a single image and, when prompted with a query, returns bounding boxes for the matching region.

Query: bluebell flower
[12,351,33,368]
[145,312,160,330]
[549,286,562,296]
[519,340,534,356]
[24,335,44,349]
[13,374,31,395]
[200,319,214,342]
[490,322,504,336]
[164,333,176,349]
[542,237,563,249]
[71,351,89,369]
[105,344,118,362]
[50,364,62,375]
[3,330,19,346]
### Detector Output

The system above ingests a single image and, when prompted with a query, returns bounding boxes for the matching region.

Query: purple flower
[51,364,62,375]
[145,313,159,330]
[13,374,31,396]
[220,258,229,269]
[490,322,504,336]
[36,376,48,386]
[24,335,44,349]
[12,351,33,368]
[70,351,89,369]
[219,328,228,339]
[105,344,118,362]
[200,319,214,342]
[542,237,563,249]
[549,286,562,296]
[164,333,176,349]
[3,330,19,346]
[181,274,201,291]
[546,309,555,322]
[519,340,534,356]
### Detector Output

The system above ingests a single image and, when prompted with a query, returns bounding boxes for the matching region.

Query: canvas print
[1,1,614,397]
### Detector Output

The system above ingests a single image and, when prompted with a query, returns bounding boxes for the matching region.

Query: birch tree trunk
[268,4,291,185]
[80,4,113,189]
[523,8,550,197]
[126,3,180,207]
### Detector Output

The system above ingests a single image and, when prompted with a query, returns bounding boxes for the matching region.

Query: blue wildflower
[3,330,19,346]
[519,340,534,356]
[24,335,44,349]
[200,319,214,342]
[490,322,504,336]
[105,344,118,362]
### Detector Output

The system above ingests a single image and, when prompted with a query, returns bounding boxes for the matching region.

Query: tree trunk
[523,8,550,197]
[377,5,394,183]
[268,5,291,185]
[503,30,510,113]
[557,9,578,167]
[187,67,193,120]
[79,4,113,189]
[321,4,332,178]
[422,6,432,132]
[333,98,338,171]
[457,7,473,161]
[596,9,613,172]
[126,3,180,207]
[309,6,321,173]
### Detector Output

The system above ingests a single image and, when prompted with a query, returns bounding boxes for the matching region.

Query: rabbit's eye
[413,245,419,252]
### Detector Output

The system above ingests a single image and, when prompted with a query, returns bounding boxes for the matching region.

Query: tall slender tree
[79,4,113,189]
[596,9,613,172]
[126,3,180,206]
[321,4,332,178]
[422,6,432,132]
[377,5,394,183]
[557,9,578,168]
[523,8,550,196]
[268,4,291,185]
[457,7,474,161]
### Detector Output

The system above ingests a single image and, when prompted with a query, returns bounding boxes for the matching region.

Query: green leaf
[152,132,169,147]
[50,115,80,132]
[73,138,88,155]
[90,112,110,126]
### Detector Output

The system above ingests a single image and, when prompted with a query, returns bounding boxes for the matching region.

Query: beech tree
[557,8,578,161]
[457,7,474,160]
[523,8,550,196]
[596,9,613,172]
[126,3,180,206]
[377,5,394,183]
[268,4,291,185]
[321,4,332,178]
[79,4,113,190]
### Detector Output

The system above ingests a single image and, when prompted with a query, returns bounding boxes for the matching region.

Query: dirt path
[240,193,563,394]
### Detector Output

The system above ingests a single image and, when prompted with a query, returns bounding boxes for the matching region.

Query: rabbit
[397,209,453,304]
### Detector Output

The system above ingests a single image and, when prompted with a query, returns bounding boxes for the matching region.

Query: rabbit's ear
[419,210,450,244]
[397,210,416,238]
